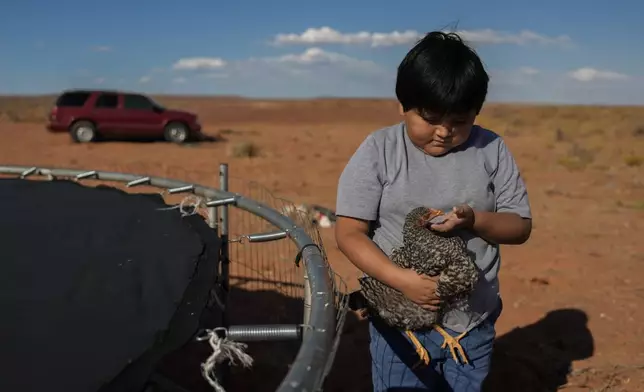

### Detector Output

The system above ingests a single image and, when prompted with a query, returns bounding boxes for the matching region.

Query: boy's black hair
[395,31,489,117]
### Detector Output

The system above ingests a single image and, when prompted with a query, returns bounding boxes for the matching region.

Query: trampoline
[0,164,347,392]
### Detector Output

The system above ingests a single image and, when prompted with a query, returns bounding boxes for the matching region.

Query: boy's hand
[430,204,475,233]
[396,268,441,311]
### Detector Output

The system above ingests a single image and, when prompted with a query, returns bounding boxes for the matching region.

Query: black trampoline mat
[0,178,220,392]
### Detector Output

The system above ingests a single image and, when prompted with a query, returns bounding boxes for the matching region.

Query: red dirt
[1,97,644,391]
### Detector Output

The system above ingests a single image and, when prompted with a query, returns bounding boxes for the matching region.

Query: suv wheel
[164,122,189,144]
[70,121,96,143]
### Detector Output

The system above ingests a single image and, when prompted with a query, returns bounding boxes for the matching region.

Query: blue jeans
[369,300,503,392]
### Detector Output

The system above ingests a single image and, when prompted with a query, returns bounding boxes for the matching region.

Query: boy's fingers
[431,221,455,232]
[423,275,439,283]
[453,205,467,216]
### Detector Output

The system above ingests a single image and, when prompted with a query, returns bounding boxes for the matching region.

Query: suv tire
[69,121,97,143]
[164,122,189,144]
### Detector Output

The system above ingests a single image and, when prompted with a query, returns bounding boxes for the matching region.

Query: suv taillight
[50,106,58,120]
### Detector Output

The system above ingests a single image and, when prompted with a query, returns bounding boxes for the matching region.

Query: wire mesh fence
[0,165,349,392]
[226,177,307,305]
[222,174,349,391]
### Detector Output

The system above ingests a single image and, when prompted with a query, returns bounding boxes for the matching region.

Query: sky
[0,0,643,104]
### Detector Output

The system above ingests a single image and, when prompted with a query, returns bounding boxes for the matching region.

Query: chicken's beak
[419,208,444,227]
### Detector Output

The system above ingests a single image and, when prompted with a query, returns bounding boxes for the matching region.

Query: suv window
[56,92,91,107]
[123,94,154,110]
[94,93,119,108]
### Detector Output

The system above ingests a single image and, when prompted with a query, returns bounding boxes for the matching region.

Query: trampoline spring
[76,171,98,180]
[167,184,195,194]
[205,197,237,207]
[245,230,289,243]
[126,177,151,187]
[224,324,303,342]
[20,167,38,178]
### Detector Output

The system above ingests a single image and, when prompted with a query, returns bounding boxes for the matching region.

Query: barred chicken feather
[358,206,480,366]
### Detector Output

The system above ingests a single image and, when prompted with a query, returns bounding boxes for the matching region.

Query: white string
[157,195,202,216]
[196,329,254,392]
[157,195,214,222]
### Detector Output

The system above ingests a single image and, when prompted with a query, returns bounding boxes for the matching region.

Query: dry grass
[557,142,597,171]
[632,126,644,137]
[617,199,644,210]
[624,155,643,167]
[228,141,261,158]
[0,95,52,123]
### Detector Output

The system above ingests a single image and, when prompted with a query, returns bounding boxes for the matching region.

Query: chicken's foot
[433,325,469,365]
[405,330,431,369]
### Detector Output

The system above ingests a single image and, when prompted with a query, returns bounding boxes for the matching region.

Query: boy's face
[399,104,477,157]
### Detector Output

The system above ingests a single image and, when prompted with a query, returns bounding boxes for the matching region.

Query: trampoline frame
[0,163,344,392]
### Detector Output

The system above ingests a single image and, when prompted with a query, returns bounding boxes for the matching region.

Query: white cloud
[273,47,354,64]
[91,45,112,52]
[489,67,543,88]
[568,67,629,82]
[171,48,384,75]
[161,48,392,97]
[487,67,643,104]
[173,57,227,70]
[519,66,540,75]
[271,27,572,47]
[200,73,229,79]
[272,27,419,47]
[266,47,382,72]
[459,29,571,46]
[93,77,105,84]
[139,76,151,84]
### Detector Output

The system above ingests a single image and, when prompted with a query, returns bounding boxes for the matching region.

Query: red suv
[47,89,202,143]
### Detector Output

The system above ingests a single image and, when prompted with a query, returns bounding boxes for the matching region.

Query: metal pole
[218,163,231,390]
[219,163,230,301]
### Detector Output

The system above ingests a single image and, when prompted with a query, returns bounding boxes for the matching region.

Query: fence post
[219,163,230,299]
[217,163,231,390]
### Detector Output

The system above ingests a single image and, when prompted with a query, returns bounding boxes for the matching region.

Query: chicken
[358,206,480,368]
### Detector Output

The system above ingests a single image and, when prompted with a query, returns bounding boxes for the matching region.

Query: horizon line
[0,92,642,108]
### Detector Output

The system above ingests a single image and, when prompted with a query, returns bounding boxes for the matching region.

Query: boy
[334,31,532,391]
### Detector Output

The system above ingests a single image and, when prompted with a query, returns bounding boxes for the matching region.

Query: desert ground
[1,96,644,391]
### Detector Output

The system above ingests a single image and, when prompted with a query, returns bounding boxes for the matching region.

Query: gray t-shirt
[336,121,532,333]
